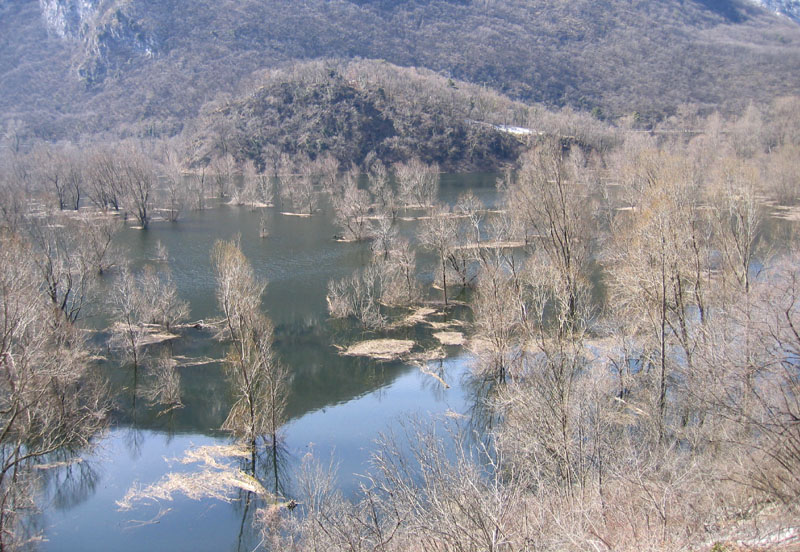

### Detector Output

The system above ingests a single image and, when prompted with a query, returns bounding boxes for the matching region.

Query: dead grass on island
[433,331,465,346]
[451,240,525,251]
[409,347,446,362]
[391,306,439,328]
[427,319,465,330]
[110,322,180,346]
[336,339,415,360]
[116,443,265,511]
[280,211,313,217]
[772,204,800,222]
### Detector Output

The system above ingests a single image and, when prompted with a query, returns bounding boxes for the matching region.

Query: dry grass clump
[337,339,415,360]
[451,240,525,251]
[432,331,464,346]
[109,322,179,346]
[391,306,438,328]
[771,204,800,222]
[426,319,464,330]
[116,444,264,511]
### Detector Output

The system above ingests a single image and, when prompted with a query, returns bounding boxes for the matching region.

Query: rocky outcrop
[78,5,159,85]
[39,0,99,39]
[39,0,160,86]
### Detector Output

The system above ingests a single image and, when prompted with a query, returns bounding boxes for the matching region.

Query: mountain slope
[2,0,800,141]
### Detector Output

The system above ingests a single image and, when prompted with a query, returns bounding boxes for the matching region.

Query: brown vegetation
[3,75,800,551]
[257,100,800,552]
[5,0,800,144]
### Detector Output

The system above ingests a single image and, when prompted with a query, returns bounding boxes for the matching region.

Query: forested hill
[188,61,541,171]
[3,0,800,142]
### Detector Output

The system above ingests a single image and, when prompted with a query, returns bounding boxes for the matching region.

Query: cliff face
[39,0,160,85]
[39,0,99,39]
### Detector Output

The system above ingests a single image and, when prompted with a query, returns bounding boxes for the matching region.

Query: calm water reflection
[41,174,498,551]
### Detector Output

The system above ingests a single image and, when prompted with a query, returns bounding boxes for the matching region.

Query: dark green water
[39,174,499,551]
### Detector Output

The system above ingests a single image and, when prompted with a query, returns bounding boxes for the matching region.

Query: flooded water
[39,174,500,551]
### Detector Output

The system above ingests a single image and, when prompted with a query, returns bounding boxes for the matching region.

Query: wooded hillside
[3,0,800,143]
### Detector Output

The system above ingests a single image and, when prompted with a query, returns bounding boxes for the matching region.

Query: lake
[38,174,500,551]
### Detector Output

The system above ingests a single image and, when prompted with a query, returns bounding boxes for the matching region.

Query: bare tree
[368,159,398,220]
[0,234,107,550]
[376,238,420,307]
[739,258,800,506]
[332,167,373,241]
[236,159,259,206]
[418,204,458,305]
[506,139,595,325]
[59,146,84,211]
[708,156,763,298]
[76,212,123,275]
[500,253,594,484]
[605,148,708,442]
[85,146,123,211]
[327,263,386,330]
[31,144,70,211]
[118,145,157,229]
[211,240,287,460]
[139,264,189,332]
[317,154,340,196]
[471,265,524,383]
[30,143,83,211]
[455,190,484,245]
[160,151,188,222]
[281,155,319,215]
[0,170,28,235]
[370,216,397,261]
[255,168,274,207]
[369,421,529,552]
[26,215,93,324]
[108,265,150,371]
[394,158,439,209]
[210,153,238,199]
[187,166,208,211]
[764,143,799,206]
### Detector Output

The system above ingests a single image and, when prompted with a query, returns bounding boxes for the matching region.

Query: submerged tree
[211,153,238,199]
[506,139,595,325]
[280,155,318,215]
[77,213,123,276]
[85,146,123,211]
[142,351,183,415]
[332,167,373,242]
[118,146,157,229]
[418,203,458,305]
[31,143,83,211]
[0,234,108,549]
[368,159,398,221]
[395,157,439,209]
[108,265,150,371]
[211,240,287,464]
[26,215,94,325]
[327,262,386,330]
[160,150,188,222]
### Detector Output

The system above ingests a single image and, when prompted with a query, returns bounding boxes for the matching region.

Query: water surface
[40,174,499,551]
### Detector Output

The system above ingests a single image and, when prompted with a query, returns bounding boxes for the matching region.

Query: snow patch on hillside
[749,0,800,23]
